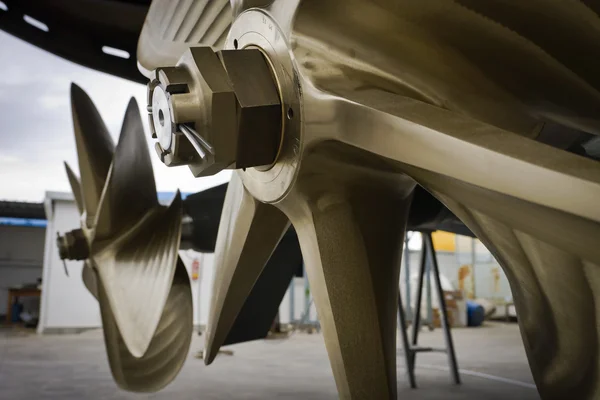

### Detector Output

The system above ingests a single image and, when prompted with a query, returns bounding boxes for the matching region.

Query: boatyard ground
[0,321,538,400]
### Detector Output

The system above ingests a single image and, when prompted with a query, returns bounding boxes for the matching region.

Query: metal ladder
[397,231,461,388]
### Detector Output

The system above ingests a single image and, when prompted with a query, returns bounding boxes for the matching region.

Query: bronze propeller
[137,2,600,399]
[58,84,193,392]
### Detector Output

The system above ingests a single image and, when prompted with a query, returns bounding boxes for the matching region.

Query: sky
[0,31,231,203]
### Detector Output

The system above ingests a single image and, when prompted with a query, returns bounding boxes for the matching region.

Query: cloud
[38,94,69,111]
[0,31,230,202]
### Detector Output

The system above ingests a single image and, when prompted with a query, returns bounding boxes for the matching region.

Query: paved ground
[0,322,539,399]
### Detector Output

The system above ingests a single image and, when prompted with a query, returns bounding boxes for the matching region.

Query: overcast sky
[0,31,231,203]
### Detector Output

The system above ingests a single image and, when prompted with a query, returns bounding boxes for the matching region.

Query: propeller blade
[276,179,414,399]
[93,192,184,358]
[204,173,290,364]
[96,257,193,392]
[70,83,115,222]
[137,0,232,75]
[95,98,158,240]
[64,162,83,215]
[81,261,98,300]
[320,88,600,397]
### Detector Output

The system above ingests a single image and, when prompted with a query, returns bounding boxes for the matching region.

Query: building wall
[179,249,215,329]
[278,277,317,325]
[0,225,45,316]
[39,197,101,332]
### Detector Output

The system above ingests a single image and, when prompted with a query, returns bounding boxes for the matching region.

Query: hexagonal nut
[175,47,239,176]
[218,49,282,169]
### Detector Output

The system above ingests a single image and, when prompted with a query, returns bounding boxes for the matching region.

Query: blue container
[466,301,485,327]
[11,302,23,323]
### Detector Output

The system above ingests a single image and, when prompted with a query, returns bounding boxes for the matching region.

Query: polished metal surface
[59,84,193,393]
[150,84,174,149]
[204,173,290,364]
[135,1,600,399]
[148,46,235,172]
[63,162,84,214]
[147,46,282,176]
[56,228,88,261]
[137,0,232,77]
[226,10,302,203]
[218,48,282,169]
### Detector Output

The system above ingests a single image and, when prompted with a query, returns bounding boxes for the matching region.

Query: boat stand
[397,231,461,388]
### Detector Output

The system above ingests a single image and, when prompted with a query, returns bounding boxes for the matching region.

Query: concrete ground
[0,322,539,399]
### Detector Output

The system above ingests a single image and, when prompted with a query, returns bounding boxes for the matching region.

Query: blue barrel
[466,300,485,327]
[11,302,23,323]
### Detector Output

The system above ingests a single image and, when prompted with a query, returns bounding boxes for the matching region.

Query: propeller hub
[56,229,89,261]
[147,46,283,177]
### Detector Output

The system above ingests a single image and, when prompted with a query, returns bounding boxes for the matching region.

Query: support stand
[398,231,461,388]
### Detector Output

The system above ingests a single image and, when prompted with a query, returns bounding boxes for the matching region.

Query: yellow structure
[431,231,456,252]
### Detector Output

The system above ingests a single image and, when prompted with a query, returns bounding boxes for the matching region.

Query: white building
[0,209,46,321]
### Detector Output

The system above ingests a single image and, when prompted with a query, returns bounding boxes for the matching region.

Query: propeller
[138,2,600,399]
[58,83,192,392]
